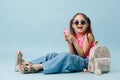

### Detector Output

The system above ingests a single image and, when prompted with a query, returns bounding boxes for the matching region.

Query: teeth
[78,27,82,29]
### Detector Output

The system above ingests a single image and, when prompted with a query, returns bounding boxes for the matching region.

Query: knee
[50,52,58,56]
[47,52,58,56]
[60,52,72,59]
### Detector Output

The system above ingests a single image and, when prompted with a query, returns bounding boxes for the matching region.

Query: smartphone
[63,28,69,36]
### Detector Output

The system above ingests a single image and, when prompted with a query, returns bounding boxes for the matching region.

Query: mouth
[77,26,83,29]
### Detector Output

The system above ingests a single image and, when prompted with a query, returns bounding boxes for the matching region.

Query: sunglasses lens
[74,20,86,25]
[74,20,79,25]
[81,20,86,25]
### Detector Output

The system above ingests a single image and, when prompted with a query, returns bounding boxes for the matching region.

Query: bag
[88,41,111,75]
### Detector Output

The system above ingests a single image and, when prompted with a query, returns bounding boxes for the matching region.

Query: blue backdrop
[0,0,120,57]
[1,0,120,58]
[0,0,120,80]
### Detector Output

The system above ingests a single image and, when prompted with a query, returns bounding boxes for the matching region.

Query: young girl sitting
[16,13,95,74]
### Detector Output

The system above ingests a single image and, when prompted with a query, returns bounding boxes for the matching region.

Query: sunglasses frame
[73,20,86,25]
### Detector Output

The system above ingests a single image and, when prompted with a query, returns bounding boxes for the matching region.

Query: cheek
[83,26,88,31]
[72,24,76,29]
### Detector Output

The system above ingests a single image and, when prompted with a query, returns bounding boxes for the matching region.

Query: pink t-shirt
[76,34,94,58]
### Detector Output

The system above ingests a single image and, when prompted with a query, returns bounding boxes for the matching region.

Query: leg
[17,52,59,74]
[42,52,88,74]
[31,52,59,64]
[18,62,43,74]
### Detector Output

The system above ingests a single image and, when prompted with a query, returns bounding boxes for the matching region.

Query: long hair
[69,13,95,54]
[70,13,94,38]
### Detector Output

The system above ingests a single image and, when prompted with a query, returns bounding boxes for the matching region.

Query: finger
[64,34,69,37]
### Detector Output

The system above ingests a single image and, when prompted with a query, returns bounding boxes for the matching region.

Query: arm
[64,33,76,54]
[69,33,94,57]
[68,43,76,54]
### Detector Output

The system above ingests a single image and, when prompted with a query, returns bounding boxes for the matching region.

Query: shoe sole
[15,50,23,72]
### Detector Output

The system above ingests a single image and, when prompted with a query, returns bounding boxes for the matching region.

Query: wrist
[72,38,76,44]
[68,42,73,45]
[71,37,75,43]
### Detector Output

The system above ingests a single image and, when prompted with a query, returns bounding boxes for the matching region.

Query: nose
[77,23,82,27]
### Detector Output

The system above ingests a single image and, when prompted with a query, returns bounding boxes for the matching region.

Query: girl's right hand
[64,34,74,44]
[64,33,69,42]
[64,28,70,43]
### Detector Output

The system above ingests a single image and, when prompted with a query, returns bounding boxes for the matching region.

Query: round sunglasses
[73,20,86,25]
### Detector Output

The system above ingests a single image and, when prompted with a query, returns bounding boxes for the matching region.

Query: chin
[76,30,83,33]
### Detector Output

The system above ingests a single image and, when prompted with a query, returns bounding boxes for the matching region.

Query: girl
[16,13,95,74]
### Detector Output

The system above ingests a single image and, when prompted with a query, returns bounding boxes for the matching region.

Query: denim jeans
[31,52,88,74]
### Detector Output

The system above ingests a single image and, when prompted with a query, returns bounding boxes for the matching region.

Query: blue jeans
[31,52,88,74]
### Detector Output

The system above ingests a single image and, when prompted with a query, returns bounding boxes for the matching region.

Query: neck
[77,32,86,39]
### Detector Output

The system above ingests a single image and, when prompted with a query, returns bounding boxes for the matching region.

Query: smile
[77,26,83,29]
